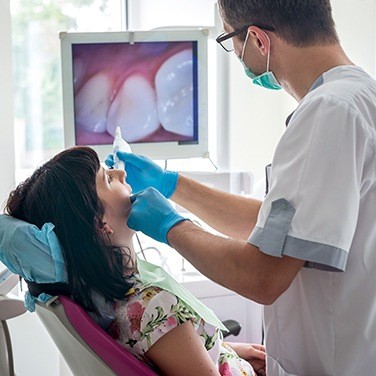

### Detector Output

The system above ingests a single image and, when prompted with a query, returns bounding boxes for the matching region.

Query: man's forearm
[171,174,262,240]
[167,220,305,305]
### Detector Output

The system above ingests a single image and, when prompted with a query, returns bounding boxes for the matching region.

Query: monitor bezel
[60,30,209,161]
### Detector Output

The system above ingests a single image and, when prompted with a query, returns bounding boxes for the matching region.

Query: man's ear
[248,26,270,56]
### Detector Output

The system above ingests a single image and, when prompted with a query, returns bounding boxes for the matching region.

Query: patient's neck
[109,230,137,272]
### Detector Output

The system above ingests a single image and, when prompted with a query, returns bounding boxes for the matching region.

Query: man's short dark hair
[218,0,339,47]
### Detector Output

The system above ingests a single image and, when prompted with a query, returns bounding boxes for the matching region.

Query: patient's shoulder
[111,282,201,358]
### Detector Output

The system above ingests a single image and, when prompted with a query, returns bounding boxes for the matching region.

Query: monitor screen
[60,30,208,160]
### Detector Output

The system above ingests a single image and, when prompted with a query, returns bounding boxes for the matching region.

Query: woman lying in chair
[3,146,265,376]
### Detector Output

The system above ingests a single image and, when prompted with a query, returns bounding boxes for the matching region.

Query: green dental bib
[137,257,228,332]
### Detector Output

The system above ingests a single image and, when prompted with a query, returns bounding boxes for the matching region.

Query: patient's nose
[116,169,126,182]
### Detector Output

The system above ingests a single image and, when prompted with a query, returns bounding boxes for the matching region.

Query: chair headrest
[0,214,68,311]
[0,214,67,284]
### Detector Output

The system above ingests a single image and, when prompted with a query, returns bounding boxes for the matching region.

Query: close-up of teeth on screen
[72,41,198,145]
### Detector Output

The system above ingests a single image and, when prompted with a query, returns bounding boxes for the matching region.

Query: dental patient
[2,146,265,376]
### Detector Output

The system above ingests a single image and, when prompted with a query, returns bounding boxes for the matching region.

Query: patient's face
[96,167,133,231]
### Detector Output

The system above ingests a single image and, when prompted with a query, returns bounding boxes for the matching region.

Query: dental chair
[35,294,157,376]
[35,294,241,376]
[2,267,156,376]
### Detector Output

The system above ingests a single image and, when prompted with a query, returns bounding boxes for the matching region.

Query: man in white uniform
[111,1,376,374]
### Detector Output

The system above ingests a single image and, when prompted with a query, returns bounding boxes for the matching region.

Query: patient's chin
[124,219,135,236]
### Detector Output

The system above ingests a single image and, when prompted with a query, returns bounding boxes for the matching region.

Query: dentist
[109,1,376,374]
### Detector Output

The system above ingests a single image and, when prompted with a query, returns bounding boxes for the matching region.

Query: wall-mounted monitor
[60,30,208,161]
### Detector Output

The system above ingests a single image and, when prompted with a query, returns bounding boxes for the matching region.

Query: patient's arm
[225,342,266,376]
[145,320,220,376]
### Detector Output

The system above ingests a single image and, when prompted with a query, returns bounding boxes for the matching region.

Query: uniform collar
[285,74,325,127]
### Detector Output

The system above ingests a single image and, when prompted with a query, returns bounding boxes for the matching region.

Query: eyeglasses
[216,24,276,52]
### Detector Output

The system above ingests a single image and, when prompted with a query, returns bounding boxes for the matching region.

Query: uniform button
[281,204,287,210]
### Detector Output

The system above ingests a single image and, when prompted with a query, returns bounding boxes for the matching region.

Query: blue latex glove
[128,187,188,245]
[105,152,178,199]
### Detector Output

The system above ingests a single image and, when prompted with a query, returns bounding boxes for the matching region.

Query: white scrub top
[248,66,376,375]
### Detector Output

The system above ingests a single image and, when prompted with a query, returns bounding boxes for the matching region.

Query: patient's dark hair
[6,146,133,314]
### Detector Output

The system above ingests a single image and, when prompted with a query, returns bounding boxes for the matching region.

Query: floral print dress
[107,275,255,376]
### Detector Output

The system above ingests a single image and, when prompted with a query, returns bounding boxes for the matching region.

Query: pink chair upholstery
[36,295,158,376]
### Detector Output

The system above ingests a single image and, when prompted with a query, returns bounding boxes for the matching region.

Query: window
[11,0,123,181]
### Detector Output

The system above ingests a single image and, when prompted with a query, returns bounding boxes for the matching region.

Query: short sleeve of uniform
[249,93,374,271]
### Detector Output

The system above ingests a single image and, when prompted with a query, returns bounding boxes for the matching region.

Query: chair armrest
[221,319,241,338]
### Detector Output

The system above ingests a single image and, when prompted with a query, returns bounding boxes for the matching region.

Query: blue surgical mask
[240,31,282,90]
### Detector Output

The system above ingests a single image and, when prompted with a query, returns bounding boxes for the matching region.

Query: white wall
[129,0,217,30]
[332,0,376,74]
[0,0,15,210]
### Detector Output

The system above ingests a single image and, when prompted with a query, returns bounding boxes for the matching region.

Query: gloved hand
[127,187,188,245]
[105,152,178,198]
